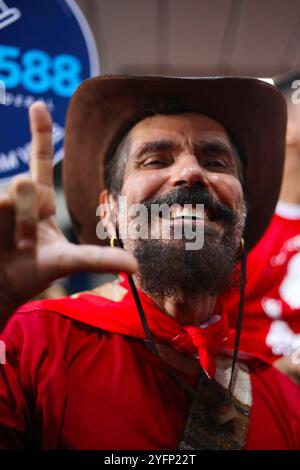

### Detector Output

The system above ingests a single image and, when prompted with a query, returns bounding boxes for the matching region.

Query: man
[224,73,300,385]
[0,76,299,450]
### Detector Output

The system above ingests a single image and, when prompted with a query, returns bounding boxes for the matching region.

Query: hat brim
[63,75,286,250]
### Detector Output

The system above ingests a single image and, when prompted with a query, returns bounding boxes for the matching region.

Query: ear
[286,120,296,147]
[99,189,118,238]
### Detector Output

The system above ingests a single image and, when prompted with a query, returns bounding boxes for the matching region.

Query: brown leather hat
[63,75,286,250]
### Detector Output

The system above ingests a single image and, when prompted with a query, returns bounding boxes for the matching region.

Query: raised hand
[0,102,137,329]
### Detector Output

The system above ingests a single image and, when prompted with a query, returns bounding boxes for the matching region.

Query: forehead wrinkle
[127,112,231,153]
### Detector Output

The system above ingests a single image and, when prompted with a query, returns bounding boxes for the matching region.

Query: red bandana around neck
[28,274,231,379]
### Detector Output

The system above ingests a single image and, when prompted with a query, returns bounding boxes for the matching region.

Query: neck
[279,149,300,204]
[154,294,218,325]
[134,274,217,325]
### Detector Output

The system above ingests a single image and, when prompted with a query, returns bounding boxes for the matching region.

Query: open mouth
[158,205,212,222]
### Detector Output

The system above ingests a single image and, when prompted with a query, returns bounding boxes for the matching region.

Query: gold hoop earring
[238,237,245,257]
[110,235,117,247]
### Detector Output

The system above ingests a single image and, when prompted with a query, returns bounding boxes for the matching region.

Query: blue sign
[0,0,99,185]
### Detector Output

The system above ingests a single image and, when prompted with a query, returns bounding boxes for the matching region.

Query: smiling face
[101,112,246,298]
[121,112,243,228]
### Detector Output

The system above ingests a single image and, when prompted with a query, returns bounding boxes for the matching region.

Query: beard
[132,187,245,300]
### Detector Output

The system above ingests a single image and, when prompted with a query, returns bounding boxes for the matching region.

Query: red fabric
[0,309,191,449]
[224,211,300,363]
[0,288,300,449]
[245,362,300,450]
[37,275,229,380]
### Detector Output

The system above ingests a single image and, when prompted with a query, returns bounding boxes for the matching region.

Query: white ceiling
[76,0,300,78]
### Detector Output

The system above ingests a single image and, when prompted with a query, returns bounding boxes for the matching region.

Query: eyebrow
[134,138,235,161]
[197,139,235,159]
[134,140,175,160]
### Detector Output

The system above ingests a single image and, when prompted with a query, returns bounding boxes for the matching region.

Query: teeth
[170,207,206,220]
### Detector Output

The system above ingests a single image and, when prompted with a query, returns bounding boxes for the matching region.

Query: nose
[169,154,210,189]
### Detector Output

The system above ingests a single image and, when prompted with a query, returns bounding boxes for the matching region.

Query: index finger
[29,102,54,187]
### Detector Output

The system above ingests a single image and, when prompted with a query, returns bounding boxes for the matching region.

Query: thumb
[53,243,138,278]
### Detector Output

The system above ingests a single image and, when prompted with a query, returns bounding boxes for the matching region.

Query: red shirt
[0,292,300,449]
[225,203,300,363]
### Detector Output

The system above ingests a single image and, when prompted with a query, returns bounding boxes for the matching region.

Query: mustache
[142,187,237,225]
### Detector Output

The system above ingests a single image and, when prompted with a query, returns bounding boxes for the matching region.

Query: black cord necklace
[108,198,247,421]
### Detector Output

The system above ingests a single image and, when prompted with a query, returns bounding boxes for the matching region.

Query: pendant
[208,398,239,425]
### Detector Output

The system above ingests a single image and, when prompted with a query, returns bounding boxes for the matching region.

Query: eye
[206,160,227,168]
[141,156,169,168]
[144,159,163,166]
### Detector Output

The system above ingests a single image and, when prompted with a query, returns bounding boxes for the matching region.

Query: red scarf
[30,275,231,379]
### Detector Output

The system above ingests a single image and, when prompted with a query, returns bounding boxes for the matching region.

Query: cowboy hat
[63,75,286,250]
